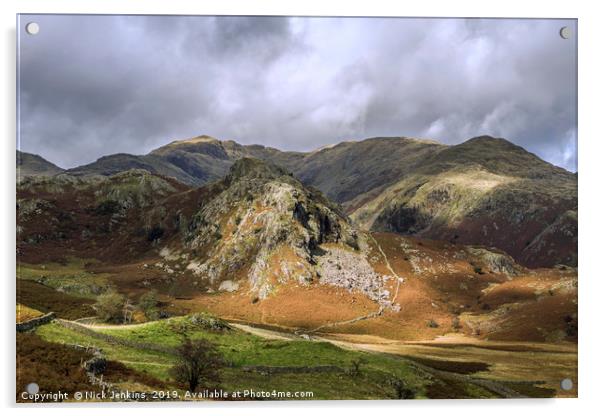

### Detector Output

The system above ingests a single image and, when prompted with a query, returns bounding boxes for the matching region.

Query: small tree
[348,358,365,378]
[169,338,224,392]
[94,290,126,322]
[138,290,159,320]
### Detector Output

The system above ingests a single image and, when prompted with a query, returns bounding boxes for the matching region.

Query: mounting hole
[25,22,40,35]
[560,378,573,391]
[26,382,39,394]
[559,26,570,40]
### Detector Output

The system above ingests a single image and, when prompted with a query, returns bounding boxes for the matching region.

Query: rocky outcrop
[175,158,360,299]
[317,246,397,309]
[467,247,520,276]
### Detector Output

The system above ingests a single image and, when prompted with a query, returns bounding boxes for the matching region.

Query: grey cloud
[18,16,577,171]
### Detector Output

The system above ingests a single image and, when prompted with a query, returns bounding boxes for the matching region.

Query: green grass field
[35,315,469,400]
[18,258,112,298]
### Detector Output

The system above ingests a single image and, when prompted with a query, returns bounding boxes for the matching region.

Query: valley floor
[17,313,575,402]
[225,321,577,398]
[16,232,578,401]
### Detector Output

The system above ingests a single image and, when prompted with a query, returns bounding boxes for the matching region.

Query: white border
[2,1,601,415]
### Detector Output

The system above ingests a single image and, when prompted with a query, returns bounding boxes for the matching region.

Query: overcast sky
[18,15,577,171]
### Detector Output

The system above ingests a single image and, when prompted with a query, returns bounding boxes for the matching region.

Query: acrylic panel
[16,14,578,403]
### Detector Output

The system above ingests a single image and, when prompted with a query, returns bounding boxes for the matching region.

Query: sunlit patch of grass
[16,303,44,323]
[17,257,112,298]
[36,322,174,380]
[36,316,439,399]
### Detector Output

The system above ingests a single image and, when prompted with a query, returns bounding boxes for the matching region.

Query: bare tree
[348,358,365,378]
[122,299,135,324]
[169,338,224,392]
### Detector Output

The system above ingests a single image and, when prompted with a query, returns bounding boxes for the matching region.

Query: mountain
[16,150,64,179]
[18,159,361,299]
[17,160,577,343]
[21,134,577,267]
[154,157,366,301]
[66,135,305,186]
[350,137,577,268]
[17,159,402,313]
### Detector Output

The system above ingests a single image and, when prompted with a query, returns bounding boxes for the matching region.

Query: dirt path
[302,306,384,334]
[370,234,405,304]
[80,321,156,330]
[229,323,297,340]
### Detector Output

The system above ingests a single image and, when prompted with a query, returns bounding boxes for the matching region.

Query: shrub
[94,290,126,322]
[451,317,461,331]
[138,290,159,320]
[565,315,578,337]
[388,377,416,399]
[94,199,120,215]
[426,319,439,328]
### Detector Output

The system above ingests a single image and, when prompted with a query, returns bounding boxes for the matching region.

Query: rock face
[466,247,520,276]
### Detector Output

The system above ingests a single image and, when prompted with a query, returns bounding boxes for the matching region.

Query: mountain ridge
[16,150,64,180]
[18,134,577,267]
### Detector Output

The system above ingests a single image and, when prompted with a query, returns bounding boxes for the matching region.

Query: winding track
[370,234,404,304]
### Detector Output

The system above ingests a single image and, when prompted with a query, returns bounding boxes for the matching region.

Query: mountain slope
[351,137,577,268]
[37,134,577,267]
[290,137,444,208]
[17,160,577,343]
[16,151,64,179]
